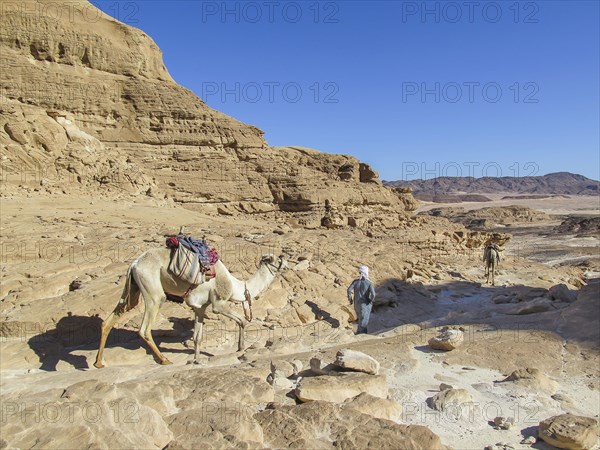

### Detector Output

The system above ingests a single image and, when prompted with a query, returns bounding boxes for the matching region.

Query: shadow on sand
[27,312,194,371]
[363,277,599,351]
[27,279,599,370]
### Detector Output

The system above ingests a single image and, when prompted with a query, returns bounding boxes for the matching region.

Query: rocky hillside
[554,216,600,237]
[0,0,264,148]
[0,0,417,231]
[385,172,600,199]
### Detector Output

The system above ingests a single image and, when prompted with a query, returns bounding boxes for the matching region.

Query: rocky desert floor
[1,192,599,450]
[419,194,600,275]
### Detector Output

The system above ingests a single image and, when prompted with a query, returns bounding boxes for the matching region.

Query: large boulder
[334,349,380,375]
[295,373,388,403]
[538,414,600,450]
[342,393,402,422]
[549,284,578,303]
[256,401,445,450]
[166,403,264,449]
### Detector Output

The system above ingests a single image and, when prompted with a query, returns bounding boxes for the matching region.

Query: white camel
[94,248,287,368]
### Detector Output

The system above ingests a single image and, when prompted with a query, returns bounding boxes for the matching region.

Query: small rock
[439,383,453,391]
[309,356,337,375]
[69,275,91,291]
[427,388,473,412]
[293,260,310,271]
[520,436,536,445]
[428,329,464,351]
[290,360,303,376]
[485,443,515,450]
[69,280,84,291]
[493,416,515,430]
[270,360,295,378]
[295,303,315,323]
[271,376,294,390]
[471,382,493,392]
[501,368,558,394]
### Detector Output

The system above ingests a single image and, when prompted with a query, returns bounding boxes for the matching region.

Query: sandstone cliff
[0,0,264,148]
[0,0,418,230]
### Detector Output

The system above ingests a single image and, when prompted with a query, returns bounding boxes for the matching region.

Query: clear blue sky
[92,1,599,181]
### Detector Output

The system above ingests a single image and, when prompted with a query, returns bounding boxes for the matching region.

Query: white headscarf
[359,265,369,279]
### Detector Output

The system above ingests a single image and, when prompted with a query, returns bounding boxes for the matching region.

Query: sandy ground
[1,193,598,449]
[418,194,600,278]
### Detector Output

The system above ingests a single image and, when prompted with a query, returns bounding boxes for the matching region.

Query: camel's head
[259,254,288,273]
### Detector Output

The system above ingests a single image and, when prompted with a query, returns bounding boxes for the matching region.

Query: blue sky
[92,1,599,181]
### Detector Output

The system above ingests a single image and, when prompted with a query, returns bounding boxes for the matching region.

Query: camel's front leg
[192,305,207,364]
[212,298,248,352]
[140,296,172,365]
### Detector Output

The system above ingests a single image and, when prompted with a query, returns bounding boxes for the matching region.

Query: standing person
[347,265,376,334]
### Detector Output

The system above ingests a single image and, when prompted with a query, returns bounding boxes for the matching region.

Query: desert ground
[1,191,598,450]
[418,194,600,277]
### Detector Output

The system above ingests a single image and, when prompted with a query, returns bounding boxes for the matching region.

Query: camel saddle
[168,244,205,286]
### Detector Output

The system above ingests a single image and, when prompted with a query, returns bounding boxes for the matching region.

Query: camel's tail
[116,263,141,315]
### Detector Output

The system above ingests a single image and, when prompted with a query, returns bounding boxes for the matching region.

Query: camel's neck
[214,260,276,298]
[246,265,277,297]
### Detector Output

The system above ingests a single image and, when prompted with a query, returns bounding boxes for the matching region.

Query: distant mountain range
[384,172,599,201]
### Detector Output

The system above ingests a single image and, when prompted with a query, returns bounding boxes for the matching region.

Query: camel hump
[214,269,234,299]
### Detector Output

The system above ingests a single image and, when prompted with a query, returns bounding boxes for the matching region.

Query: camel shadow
[27,312,194,371]
[27,312,103,371]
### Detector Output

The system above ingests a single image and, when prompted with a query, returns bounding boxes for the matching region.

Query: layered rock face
[0,0,417,228]
[0,0,264,148]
